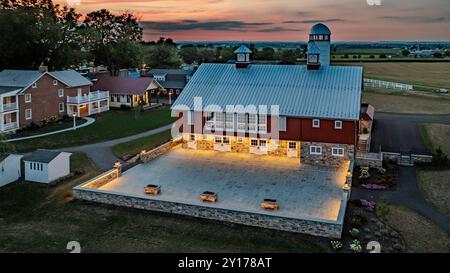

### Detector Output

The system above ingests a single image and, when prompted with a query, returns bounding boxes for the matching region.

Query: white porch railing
[89,106,109,115]
[2,103,18,112]
[2,122,18,131]
[67,91,109,104]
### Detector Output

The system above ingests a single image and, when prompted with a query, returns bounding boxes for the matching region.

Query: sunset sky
[56,0,450,42]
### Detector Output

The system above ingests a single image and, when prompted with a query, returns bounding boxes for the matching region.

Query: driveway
[58,124,173,170]
[370,113,450,155]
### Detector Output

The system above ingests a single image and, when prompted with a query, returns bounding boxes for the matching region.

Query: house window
[258,115,267,132]
[59,103,65,113]
[215,136,222,144]
[32,83,37,88]
[189,134,195,142]
[250,139,259,147]
[237,137,243,144]
[335,120,343,129]
[53,80,58,85]
[237,113,246,131]
[223,137,230,144]
[259,139,267,147]
[312,119,320,128]
[332,147,345,157]
[310,145,322,155]
[288,142,297,149]
[248,114,257,132]
[58,89,64,97]
[250,139,266,147]
[25,94,32,103]
[279,116,287,132]
[25,109,32,120]
[176,89,180,95]
[215,112,224,130]
[225,113,234,130]
[127,96,131,103]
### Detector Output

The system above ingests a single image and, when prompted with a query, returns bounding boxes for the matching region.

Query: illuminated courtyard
[95,146,349,222]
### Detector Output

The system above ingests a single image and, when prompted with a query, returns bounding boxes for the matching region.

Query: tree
[445,51,450,58]
[0,134,15,160]
[179,46,198,64]
[379,54,387,59]
[196,48,215,63]
[401,50,410,57]
[144,44,180,69]
[84,9,143,75]
[278,49,297,64]
[432,147,448,166]
[433,52,443,58]
[255,47,275,60]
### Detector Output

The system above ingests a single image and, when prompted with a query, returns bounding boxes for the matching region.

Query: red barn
[172,24,363,167]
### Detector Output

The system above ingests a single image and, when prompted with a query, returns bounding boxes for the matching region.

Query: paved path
[351,166,450,235]
[371,112,450,155]
[57,124,173,171]
[8,117,95,142]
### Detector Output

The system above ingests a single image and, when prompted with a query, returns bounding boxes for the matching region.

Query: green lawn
[14,108,174,153]
[0,152,325,253]
[112,129,172,159]
[9,118,86,139]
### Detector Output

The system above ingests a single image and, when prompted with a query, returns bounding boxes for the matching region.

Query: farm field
[338,62,450,89]
[362,90,450,114]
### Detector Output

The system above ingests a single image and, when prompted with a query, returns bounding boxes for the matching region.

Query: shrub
[375,199,390,220]
[432,147,449,167]
[377,167,386,174]
[350,209,367,226]
[350,228,360,238]
[350,239,362,253]
[330,240,342,252]
[359,167,371,179]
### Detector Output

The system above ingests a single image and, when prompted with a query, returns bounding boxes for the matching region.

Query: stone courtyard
[95,146,348,221]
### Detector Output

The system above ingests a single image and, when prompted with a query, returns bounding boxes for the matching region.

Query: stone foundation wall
[301,142,355,167]
[73,188,345,238]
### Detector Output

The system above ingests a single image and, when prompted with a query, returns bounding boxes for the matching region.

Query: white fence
[364,79,413,91]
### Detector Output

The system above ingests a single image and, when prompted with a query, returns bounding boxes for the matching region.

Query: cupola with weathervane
[307,23,331,70]
[234,45,252,68]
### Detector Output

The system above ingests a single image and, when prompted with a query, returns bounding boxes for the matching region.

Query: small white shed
[23,150,72,184]
[0,154,23,187]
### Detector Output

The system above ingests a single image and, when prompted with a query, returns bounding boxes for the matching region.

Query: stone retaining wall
[73,188,346,238]
[140,139,183,163]
[82,169,119,189]
[383,152,432,163]
[356,152,383,168]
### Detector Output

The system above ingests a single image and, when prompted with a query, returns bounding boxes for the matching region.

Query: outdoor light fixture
[72,113,77,130]
[343,182,350,191]
[113,161,122,168]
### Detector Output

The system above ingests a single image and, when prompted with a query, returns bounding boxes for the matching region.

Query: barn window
[279,116,287,131]
[310,146,322,155]
[312,119,320,128]
[335,120,343,129]
[237,113,246,132]
[332,147,345,157]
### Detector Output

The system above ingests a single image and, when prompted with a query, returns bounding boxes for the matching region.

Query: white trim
[288,141,297,149]
[31,83,37,88]
[25,108,32,120]
[58,88,64,97]
[187,111,194,125]
[332,147,345,157]
[279,116,287,132]
[53,80,58,86]
[312,119,320,128]
[59,102,65,113]
[335,120,343,129]
[310,145,322,155]
[24,94,32,103]
[225,112,234,131]
[236,113,246,132]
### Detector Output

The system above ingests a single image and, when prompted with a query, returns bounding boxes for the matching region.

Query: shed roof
[92,76,156,95]
[23,150,69,163]
[172,63,363,120]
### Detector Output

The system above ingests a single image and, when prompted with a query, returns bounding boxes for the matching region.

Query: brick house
[172,23,364,167]
[0,67,109,132]
[145,69,194,102]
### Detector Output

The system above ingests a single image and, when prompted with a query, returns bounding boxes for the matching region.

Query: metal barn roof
[172,63,363,120]
[234,45,253,54]
[49,70,92,87]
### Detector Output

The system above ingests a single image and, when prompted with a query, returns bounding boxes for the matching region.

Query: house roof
[148,69,194,77]
[0,86,22,95]
[160,80,187,90]
[92,76,156,95]
[360,103,375,121]
[172,63,363,120]
[23,149,69,163]
[0,70,92,92]
[49,70,92,87]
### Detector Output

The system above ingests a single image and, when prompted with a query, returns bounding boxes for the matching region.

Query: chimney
[39,65,48,73]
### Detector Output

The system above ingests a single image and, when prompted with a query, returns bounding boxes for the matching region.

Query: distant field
[362,90,450,115]
[339,62,450,89]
